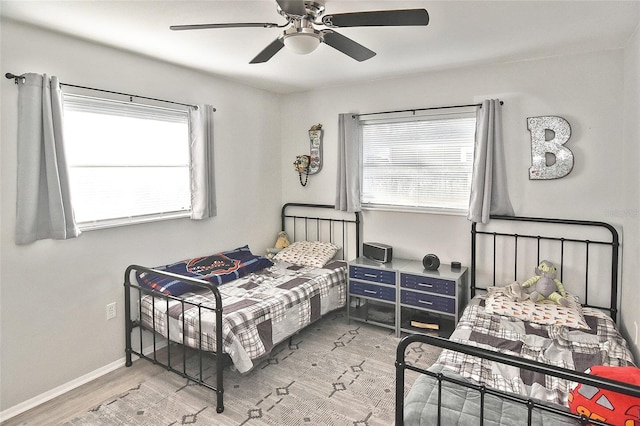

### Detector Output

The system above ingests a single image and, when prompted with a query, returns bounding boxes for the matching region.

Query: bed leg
[124,276,133,368]
[215,355,225,413]
[216,390,224,413]
[216,366,224,413]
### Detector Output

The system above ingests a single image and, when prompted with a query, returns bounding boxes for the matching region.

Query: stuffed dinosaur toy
[521,260,570,307]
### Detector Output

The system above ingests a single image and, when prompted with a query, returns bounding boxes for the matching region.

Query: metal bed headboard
[471,215,620,321]
[281,203,361,260]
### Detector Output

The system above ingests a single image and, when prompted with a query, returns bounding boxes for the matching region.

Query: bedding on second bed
[427,295,636,405]
[138,258,347,373]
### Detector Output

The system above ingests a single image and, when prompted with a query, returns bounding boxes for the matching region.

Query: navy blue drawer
[350,281,396,302]
[401,290,454,314]
[401,274,455,296]
[349,266,396,285]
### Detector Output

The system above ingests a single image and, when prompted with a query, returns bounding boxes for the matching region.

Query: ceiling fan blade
[322,30,376,62]
[322,9,429,28]
[170,23,280,31]
[250,38,285,64]
[276,0,306,17]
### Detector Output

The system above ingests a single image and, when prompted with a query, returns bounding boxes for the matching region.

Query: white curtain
[467,99,514,223]
[15,73,80,244]
[335,113,361,212]
[188,104,217,219]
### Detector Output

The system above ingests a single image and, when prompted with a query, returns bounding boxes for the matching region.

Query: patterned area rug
[66,310,441,425]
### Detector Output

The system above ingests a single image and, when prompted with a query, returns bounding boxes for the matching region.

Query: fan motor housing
[278,2,324,20]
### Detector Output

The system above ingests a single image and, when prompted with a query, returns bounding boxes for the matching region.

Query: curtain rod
[353,100,504,119]
[5,73,209,111]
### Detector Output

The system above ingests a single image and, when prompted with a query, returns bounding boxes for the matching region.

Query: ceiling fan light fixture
[283,27,322,55]
[171,3,429,63]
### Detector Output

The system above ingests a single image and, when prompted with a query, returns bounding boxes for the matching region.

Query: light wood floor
[1,359,166,426]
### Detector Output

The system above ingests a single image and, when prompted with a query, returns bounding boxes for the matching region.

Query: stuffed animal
[487,281,528,302]
[275,231,290,249]
[265,231,291,259]
[521,260,569,306]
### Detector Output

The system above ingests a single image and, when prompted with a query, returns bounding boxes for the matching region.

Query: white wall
[621,23,640,362]
[0,20,282,413]
[281,50,639,360]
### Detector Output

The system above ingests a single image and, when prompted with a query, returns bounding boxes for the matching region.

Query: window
[360,107,477,214]
[62,94,191,229]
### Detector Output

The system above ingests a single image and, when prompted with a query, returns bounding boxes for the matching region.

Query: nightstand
[347,257,411,333]
[347,257,467,338]
[398,260,467,338]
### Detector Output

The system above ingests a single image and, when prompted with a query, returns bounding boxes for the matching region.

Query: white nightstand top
[351,256,466,279]
[401,260,467,280]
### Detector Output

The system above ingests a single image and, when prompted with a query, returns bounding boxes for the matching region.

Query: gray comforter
[404,364,577,425]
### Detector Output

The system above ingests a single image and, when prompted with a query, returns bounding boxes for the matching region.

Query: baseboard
[0,357,125,422]
[0,341,167,422]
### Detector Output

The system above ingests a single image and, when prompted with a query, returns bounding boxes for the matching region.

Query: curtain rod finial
[5,73,25,84]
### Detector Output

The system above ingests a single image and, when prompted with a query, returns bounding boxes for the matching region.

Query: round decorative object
[423,254,440,271]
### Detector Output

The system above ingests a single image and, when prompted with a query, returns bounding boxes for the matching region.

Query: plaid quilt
[434,296,636,406]
[139,260,347,373]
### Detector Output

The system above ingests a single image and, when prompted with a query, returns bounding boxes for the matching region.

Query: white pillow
[274,241,340,268]
[485,293,591,330]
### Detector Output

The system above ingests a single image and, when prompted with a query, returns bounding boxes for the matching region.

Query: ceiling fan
[170,0,429,64]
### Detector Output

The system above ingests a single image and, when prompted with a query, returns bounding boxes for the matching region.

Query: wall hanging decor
[527,116,574,180]
[293,123,323,186]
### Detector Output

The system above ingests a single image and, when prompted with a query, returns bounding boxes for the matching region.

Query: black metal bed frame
[471,215,620,321]
[395,215,639,425]
[124,267,226,410]
[124,203,360,414]
[281,202,361,258]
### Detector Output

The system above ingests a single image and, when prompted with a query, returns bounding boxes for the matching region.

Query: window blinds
[360,108,476,213]
[62,93,191,228]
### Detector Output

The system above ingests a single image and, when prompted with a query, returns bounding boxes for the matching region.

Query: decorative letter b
[527,116,574,180]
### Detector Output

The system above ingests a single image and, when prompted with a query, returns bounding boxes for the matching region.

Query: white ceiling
[2,1,639,94]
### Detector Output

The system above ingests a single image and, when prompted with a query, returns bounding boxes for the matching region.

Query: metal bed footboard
[395,333,640,426]
[124,266,226,413]
[124,203,361,414]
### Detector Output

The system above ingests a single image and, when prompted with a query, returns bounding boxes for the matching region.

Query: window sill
[78,211,191,231]
[361,204,468,216]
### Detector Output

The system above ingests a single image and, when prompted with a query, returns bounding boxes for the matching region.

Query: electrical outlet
[106,302,117,320]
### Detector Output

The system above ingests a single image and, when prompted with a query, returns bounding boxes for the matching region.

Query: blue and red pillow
[136,245,273,296]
